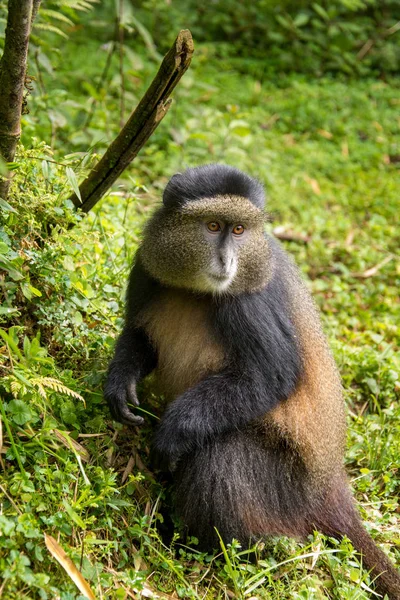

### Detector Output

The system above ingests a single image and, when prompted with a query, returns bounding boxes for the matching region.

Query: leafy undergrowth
[1,35,399,600]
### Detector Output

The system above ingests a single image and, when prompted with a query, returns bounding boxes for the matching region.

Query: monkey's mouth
[205,272,235,293]
[209,273,231,282]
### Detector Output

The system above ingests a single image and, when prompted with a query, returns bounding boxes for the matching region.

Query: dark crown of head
[163,164,265,210]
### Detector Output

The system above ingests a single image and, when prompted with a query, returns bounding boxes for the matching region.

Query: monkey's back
[267,243,346,485]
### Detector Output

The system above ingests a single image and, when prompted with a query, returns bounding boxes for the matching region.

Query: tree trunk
[0,0,37,200]
[69,29,194,214]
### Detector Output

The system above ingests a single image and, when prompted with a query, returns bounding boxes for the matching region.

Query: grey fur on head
[163,164,265,210]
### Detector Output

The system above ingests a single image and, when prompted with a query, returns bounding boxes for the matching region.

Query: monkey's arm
[154,365,294,466]
[104,326,157,425]
[105,254,161,425]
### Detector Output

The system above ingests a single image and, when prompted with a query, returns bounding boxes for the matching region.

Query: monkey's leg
[173,428,312,551]
[313,482,400,600]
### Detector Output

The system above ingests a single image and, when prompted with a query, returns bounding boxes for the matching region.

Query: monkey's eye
[232,224,245,236]
[207,222,221,232]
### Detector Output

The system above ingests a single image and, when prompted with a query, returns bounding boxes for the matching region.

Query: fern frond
[39,9,74,25]
[31,377,85,403]
[10,380,22,398]
[52,0,98,10]
[33,23,68,38]
[35,382,47,399]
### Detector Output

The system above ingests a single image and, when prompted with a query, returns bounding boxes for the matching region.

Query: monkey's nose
[219,253,228,268]
[218,251,235,275]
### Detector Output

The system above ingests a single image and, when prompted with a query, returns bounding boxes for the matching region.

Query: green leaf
[21,283,42,300]
[13,371,32,387]
[365,377,380,395]
[0,306,19,315]
[312,3,330,21]
[66,167,82,203]
[62,500,86,528]
[6,162,22,171]
[0,197,17,213]
[0,255,24,280]
[41,160,50,181]
[231,126,252,137]
[0,328,23,359]
[129,14,162,62]
[62,256,75,271]
[349,568,360,582]
[60,401,79,427]
[275,14,293,30]
[72,311,83,326]
[293,13,310,27]
[23,336,31,358]
[229,120,252,136]
[29,285,42,298]
[7,400,33,425]
[0,515,16,536]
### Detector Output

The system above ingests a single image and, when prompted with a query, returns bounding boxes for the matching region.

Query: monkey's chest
[139,291,225,399]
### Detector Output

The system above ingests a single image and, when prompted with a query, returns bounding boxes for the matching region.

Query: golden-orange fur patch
[266,266,346,486]
[138,289,225,400]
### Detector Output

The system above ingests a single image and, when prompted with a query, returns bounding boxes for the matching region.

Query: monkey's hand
[104,372,145,427]
[104,325,157,426]
[153,398,199,469]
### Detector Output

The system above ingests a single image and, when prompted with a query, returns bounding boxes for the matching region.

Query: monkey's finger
[119,406,145,426]
[127,381,140,406]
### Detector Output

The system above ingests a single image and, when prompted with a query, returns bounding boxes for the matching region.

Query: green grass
[0,22,399,600]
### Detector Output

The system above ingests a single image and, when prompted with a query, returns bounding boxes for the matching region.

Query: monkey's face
[140,195,271,295]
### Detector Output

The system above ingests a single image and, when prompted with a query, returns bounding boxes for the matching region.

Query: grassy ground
[0,27,399,600]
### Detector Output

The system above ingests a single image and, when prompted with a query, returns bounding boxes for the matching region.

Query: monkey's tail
[315,482,400,600]
[343,517,400,600]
